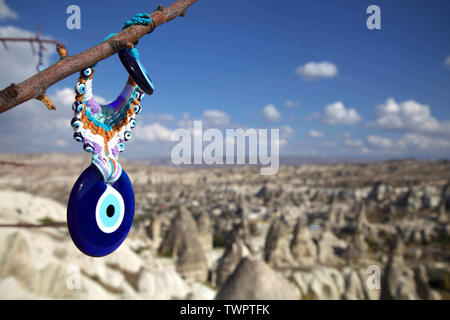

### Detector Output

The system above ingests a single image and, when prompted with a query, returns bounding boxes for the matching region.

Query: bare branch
[0,37,58,44]
[0,0,198,114]
[0,223,66,228]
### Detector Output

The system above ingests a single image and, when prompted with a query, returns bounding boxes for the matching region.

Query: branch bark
[0,0,198,114]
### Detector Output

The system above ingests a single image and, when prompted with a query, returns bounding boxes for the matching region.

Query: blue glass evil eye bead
[72,101,84,113]
[133,104,141,114]
[83,68,92,77]
[135,91,144,102]
[67,165,135,257]
[71,117,82,129]
[83,143,94,153]
[75,82,86,95]
[73,132,83,143]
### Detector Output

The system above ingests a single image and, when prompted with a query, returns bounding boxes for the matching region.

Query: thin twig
[0,37,59,44]
[36,94,56,110]
[0,223,66,228]
[56,42,68,59]
[0,0,198,113]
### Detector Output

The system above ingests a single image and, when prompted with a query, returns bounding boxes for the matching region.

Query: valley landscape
[0,153,448,300]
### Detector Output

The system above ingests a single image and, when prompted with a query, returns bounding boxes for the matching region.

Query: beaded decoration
[67,13,153,257]
[71,69,144,183]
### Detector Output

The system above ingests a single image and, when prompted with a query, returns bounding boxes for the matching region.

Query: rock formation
[263,215,297,269]
[215,234,250,287]
[291,266,345,300]
[196,211,213,251]
[158,206,209,282]
[380,237,418,300]
[290,218,317,267]
[215,257,299,300]
[146,214,161,243]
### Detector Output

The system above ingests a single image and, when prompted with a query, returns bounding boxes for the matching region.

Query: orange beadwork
[79,101,136,144]
[76,70,139,145]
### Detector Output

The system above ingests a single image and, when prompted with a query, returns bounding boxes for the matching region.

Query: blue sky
[0,0,450,159]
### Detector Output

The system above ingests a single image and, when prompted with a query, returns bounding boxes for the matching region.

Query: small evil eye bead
[83,143,94,153]
[133,104,141,114]
[130,118,137,129]
[135,91,144,102]
[118,143,125,152]
[124,131,132,141]
[83,68,92,77]
[75,82,86,95]
[72,101,84,113]
[71,117,83,129]
[73,132,83,143]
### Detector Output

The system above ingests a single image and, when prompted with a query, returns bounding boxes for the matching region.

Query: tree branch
[0,223,66,228]
[0,0,198,114]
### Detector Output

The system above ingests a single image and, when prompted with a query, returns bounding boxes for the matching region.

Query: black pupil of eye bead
[106,205,115,217]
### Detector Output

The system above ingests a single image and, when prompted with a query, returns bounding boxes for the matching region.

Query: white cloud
[52,87,75,106]
[344,138,364,147]
[339,132,365,148]
[296,61,338,81]
[0,87,78,152]
[148,113,175,123]
[176,110,230,129]
[397,133,450,151]
[367,135,393,149]
[134,123,173,142]
[278,126,294,148]
[363,133,450,155]
[284,100,300,108]
[369,98,450,136]
[0,0,18,20]
[202,109,230,127]
[322,101,361,125]
[444,56,450,69]
[308,130,324,138]
[257,125,293,150]
[262,104,281,122]
[176,112,193,129]
[281,125,294,138]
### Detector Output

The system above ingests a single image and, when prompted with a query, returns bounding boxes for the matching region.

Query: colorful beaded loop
[71,65,144,183]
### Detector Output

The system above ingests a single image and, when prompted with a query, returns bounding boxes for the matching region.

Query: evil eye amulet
[67,165,135,257]
[75,82,86,95]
